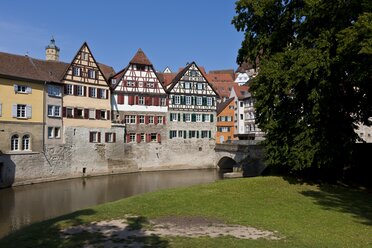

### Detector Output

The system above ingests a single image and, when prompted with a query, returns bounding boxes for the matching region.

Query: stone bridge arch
[217,156,238,172]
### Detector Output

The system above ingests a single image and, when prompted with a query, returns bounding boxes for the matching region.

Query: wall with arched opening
[217,156,238,173]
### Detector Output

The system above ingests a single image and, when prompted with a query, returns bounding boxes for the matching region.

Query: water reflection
[0,169,220,238]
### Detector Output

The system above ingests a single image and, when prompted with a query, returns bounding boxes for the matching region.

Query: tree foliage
[232,0,372,178]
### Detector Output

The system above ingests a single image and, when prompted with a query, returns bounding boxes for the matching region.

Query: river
[0,169,220,238]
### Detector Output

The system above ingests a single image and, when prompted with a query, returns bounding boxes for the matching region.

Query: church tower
[45,37,60,61]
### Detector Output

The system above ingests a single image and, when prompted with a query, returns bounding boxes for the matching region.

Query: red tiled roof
[157,72,177,87]
[208,81,237,99]
[206,73,234,83]
[232,84,250,100]
[129,48,152,66]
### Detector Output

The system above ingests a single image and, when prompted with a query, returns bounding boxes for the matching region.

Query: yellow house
[61,43,114,128]
[0,52,46,152]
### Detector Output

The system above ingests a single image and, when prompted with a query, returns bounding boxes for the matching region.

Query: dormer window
[73,67,81,76]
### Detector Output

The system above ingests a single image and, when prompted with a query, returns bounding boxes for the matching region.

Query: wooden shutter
[157,134,161,143]
[74,85,78,95]
[107,110,110,120]
[196,131,199,138]
[62,107,66,117]
[106,90,109,99]
[83,86,87,96]
[135,95,139,105]
[145,116,149,124]
[14,84,18,92]
[184,131,187,139]
[89,132,93,142]
[137,134,141,143]
[202,114,205,122]
[191,114,196,122]
[12,104,17,117]
[154,97,159,106]
[210,114,214,122]
[88,87,92,97]
[26,86,32,94]
[145,96,150,106]
[126,134,130,143]
[74,108,78,118]
[26,105,32,118]
[178,113,181,121]
[128,95,134,105]
[98,132,101,143]
[64,85,68,94]
[203,97,207,106]
[118,94,124,104]
[163,116,166,125]
[96,110,100,120]
[113,133,116,143]
[209,131,211,138]
[154,116,158,125]
[137,115,140,124]
[84,109,89,119]
[147,134,151,143]
[169,131,172,139]
[105,133,108,142]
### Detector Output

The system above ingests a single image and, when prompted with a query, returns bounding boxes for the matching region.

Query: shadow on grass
[300,185,372,226]
[0,211,169,248]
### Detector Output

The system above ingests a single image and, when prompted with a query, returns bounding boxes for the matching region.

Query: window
[204,114,210,122]
[65,107,73,118]
[75,85,83,96]
[160,98,167,106]
[148,116,154,124]
[170,113,178,122]
[150,133,157,142]
[129,133,136,143]
[127,81,135,87]
[169,130,177,139]
[11,135,19,151]
[141,133,145,142]
[197,83,203,90]
[196,114,202,122]
[185,82,191,89]
[66,84,73,95]
[100,110,106,120]
[174,95,180,104]
[47,85,61,97]
[89,131,100,143]
[240,102,243,107]
[16,85,27,93]
[48,127,54,139]
[139,96,145,105]
[189,131,196,138]
[73,67,81,76]
[22,135,30,150]
[185,113,191,122]
[157,116,163,124]
[240,114,244,120]
[105,133,115,143]
[81,52,88,60]
[139,115,145,124]
[218,127,230,132]
[178,130,183,138]
[146,82,154,88]
[90,87,97,98]
[98,88,106,99]
[207,97,212,106]
[196,97,202,105]
[47,105,61,117]
[89,109,95,119]
[201,131,209,138]
[125,115,136,124]
[88,69,96,79]
[16,104,26,118]
[229,105,234,110]
[54,127,61,138]
[186,96,191,105]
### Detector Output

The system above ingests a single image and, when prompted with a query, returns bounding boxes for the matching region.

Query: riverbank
[1,176,371,247]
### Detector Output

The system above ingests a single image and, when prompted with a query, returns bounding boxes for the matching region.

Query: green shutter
[210,114,214,122]
[184,130,187,139]
[202,97,207,106]
[189,131,191,138]
[209,131,211,138]
[183,113,186,122]
[178,113,181,121]
[169,131,172,139]
[192,96,195,105]
[202,114,205,122]
[192,114,196,122]
[196,131,199,138]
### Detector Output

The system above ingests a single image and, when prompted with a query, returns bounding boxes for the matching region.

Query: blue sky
[0,0,243,73]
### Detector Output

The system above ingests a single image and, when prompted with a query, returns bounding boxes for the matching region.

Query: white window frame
[100,110,107,120]
[17,104,26,118]
[197,83,203,90]
[129,133,136,143]
[184,82,190,89]
[185,113,191,122]
[98,88,106,99]
[174,95,180,105]
[66,84,73,95]
[186,96,191,105]
[196,114,202,122]
[196,97,202,106]
[73,67,81,76]
[90,131,99,143]
[88,69,96,79]
[22,135,31,151]
[150,133,157,142]
[139,96,145,105]
[160,98,167,106]
[170,113,177,122]
[207,97,212,106]
[204,114,210,122]
[76,85,84,96]
[170,130,177,139]
[89,109,95,119]
[47,105,61,117]
[11,134,19,151]
[90,87,97,98]
[139,115,145,124]
[148,116,154,124]
[157,116,163,124]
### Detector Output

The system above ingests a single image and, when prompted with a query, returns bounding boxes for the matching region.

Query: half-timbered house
[111,49,168,143]
[165,62,218,141]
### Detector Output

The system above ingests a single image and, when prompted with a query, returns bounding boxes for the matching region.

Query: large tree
[232,0,372,179]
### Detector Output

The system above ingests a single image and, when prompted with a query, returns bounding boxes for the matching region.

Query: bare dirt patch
[61,215,281,247]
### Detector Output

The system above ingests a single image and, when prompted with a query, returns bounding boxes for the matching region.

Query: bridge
[214,141,266,177]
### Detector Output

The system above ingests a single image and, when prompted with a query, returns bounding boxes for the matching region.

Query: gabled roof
[167,62,219,96]
[231,85,250,100]
[129,48,152,66]
[98,63,116,80]
[217,97,234,115]
[209,81,237,99]
[157,72,177,87]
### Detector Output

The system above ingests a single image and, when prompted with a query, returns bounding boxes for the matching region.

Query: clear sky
[0,0,244,73]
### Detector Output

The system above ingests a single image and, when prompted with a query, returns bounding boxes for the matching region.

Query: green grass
[0,176,371,247]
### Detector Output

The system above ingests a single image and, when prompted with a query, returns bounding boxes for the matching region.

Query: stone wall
[0,125,217,188]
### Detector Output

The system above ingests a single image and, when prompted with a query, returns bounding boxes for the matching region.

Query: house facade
[111,49,168,143]
[216,98,235,144]
[166,62,218,142]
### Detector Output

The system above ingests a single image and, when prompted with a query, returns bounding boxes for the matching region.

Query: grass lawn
[0,176,371,247]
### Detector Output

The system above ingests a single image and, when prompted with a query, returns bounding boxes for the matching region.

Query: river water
[0,169,220,238]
